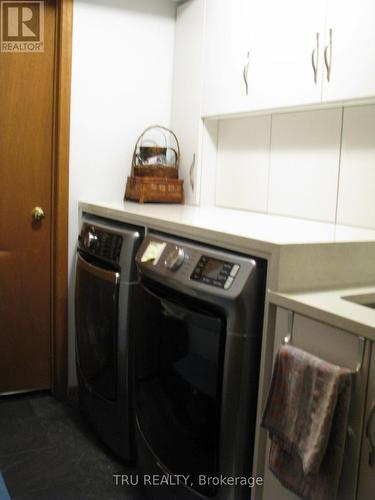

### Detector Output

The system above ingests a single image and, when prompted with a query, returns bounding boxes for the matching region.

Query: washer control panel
[79,224,123,262]
[191,256,240,289]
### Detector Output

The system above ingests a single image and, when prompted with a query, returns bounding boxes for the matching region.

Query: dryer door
[75,253,120,401]
[135,279,226,497]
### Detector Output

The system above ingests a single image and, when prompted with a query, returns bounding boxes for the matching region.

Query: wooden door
[0,0,56,393]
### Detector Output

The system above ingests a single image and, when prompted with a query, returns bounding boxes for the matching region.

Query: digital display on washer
[191,255,240,289]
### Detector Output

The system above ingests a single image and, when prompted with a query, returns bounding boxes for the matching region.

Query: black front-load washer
[75,213,143,460]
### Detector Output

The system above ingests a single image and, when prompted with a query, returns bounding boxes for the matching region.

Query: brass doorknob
[32,206,45,222]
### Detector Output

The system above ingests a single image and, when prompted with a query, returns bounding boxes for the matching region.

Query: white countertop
[80,200,375,249]
[268,285,375,341]
[80,200,375,339]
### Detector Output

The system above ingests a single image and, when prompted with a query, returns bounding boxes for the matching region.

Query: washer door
[75,253,120,401]
[135,280,226,497]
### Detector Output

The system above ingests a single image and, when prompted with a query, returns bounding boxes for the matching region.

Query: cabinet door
[262,309,370,500]
[203,0,251,117]
[322,0,375,102]
[357,343,375,499]
[249,0,327,110]
[171,0,205,205]
[203,0,326,117]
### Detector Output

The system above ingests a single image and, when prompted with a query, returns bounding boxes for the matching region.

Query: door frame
[51,0,73,399]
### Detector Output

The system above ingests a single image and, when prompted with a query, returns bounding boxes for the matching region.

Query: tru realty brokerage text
[113,474,264,488]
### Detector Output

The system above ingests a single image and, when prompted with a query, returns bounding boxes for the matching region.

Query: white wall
[68,0,176,386]
[337,105,375,228]
[214,104,375,229]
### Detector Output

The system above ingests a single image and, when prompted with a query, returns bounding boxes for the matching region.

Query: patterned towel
[261,344,352,500]
[0,473,10,500]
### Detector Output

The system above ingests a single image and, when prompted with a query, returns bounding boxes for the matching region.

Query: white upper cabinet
[250,0,327,110]
[203,0,327,117]
[203,0,252,116]
[322,0,375,102]
[202,0,375,117]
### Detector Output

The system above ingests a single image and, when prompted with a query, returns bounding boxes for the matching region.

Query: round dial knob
[164,246,185,271]
[83,228,98,249]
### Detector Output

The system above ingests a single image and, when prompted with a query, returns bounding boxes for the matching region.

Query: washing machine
[75,213,143,460]
[133,232,267,499]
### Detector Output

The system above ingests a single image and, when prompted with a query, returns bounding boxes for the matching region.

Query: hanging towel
[261,344,352,500]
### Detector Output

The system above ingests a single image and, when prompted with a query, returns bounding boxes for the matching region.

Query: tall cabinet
[171,0,205,205]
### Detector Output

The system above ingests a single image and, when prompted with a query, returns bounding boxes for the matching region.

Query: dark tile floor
[0,392,145,499]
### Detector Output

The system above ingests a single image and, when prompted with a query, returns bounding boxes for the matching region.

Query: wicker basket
[132,125,179,179]
[125,125,184,204]
[125,176,184,204]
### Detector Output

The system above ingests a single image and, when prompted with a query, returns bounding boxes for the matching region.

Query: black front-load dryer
[75,213,143,460]
[133,233,267,499]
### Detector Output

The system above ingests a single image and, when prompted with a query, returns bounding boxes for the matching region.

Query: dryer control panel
[191,256,240,290]
[136,233,256,297]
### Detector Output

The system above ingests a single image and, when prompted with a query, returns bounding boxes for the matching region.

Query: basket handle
[140,128,167,149]
[131,125,180,176]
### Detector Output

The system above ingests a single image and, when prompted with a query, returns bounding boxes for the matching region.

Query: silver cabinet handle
[324,28,333,82]
[354,336,366,373]
[243,51,250,96]
[366,401,375,466]
[189,153,195,192]
[283,310,294,345]
[311,32,320,84]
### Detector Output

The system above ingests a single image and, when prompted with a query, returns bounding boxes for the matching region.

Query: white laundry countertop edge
[268,286,375,340]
